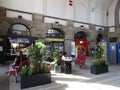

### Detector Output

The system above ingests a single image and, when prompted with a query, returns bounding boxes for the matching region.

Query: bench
[73,54,87,68]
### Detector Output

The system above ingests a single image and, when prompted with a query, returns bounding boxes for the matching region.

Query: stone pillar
[89,24,95,30]
[64,39,73,56]
[0,7,6,18]
[67,20,73,27]
[32,14,44,37]
[0,7,10,35]
[33,14,43,24]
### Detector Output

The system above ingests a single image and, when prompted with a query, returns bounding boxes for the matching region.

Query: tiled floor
[0,63,9,90]
[7,57,120,90]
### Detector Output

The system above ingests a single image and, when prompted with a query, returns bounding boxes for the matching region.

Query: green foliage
[39,65,44,73]
[95,45,104,58]
[99,59,106,65]
[92,59,107,66]
[55,58,61,66]
[52,51,61,66]
[28,66,35,76]
[28,42,45,63]
[44,66,50,73]
[21,41,51,76]
[21,65,28,76]
[92,60,100,66]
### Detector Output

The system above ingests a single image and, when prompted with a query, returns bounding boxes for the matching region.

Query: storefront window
[46,28,64,38]
[8,23,31,36]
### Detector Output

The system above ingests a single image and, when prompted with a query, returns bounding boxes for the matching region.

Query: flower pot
[90,65,108,74]
[21,73,51,89]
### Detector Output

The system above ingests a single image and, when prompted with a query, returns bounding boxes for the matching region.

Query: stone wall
[1,7,119,55]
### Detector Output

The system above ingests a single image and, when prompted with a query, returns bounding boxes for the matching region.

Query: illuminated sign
[45,38,64,42]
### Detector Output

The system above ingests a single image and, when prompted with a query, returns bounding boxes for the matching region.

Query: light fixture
[55,21,59,25]
[99,28,102,31]
[80,41,83,43]
[18,15,22,19]
[80,25,84,29]
[12,43,19,48]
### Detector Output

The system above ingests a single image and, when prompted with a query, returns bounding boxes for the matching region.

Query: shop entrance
[0,23,38,63]
[74,31,89,56]
[45,28,64,57]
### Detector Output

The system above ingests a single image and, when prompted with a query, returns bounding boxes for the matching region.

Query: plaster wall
[0,0,115,26]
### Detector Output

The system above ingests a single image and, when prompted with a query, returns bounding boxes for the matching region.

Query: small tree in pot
[28,42,46,73]
[90,44,108,74]
[20,41,51,89]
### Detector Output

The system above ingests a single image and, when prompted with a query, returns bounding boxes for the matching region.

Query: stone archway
[74,31,87,40]
[7,23,31,36]
[96,33,103,43]
[115,0,120,26]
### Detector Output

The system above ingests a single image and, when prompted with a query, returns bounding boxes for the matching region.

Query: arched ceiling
[95,0,115,11]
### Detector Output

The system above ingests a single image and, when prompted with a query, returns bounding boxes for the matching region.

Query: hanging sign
[69,0,73,6]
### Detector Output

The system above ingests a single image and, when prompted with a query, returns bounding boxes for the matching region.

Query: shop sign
[45,38,64,42]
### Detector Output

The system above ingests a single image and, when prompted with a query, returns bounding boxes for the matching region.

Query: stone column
[89,24,95,30]
[64,39,73,56]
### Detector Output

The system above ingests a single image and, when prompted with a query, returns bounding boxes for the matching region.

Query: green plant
[92,59,107,66]
[28,41,46,73]
[92,60,100,66]
[28,42,45,63]
[21,65,28,76]
[28,66,35,76]
[99,59,106,65]
[44,66,50,73]
[39,66,44,73]
[52,51,61,66]
[20,41,51,76]
[95,45,104,58]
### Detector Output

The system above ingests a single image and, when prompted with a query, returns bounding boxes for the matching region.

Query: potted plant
[20,41,51,89]
[90,44,108,74]
[90,59,108,74]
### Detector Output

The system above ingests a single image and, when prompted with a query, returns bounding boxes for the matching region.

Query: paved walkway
[9,57,120,90]
[0,63,9,90]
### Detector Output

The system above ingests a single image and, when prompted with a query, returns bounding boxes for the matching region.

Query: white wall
[91,0,96,24]
[0,0,43,13]
[95,9,105,26]
[46,0,66,18]
[73,0,90,23]
[74,3,87,23]
[95,1,107,26]
[0,0,116,26]
[108,0,118,26]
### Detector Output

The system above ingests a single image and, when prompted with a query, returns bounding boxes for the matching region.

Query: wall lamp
[80,25,84,29]
[99,28,103,31]
[55,21,59,25]
[18,15,22,19]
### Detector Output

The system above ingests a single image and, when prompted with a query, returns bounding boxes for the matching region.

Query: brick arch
[74,31,87,40]
[49,23,65,33]
[51,28,64,35]
[7,18,33,36]
[7,23,31,36]
[7,18,33,29]
[115,0,120,26]
[46,28,65,38]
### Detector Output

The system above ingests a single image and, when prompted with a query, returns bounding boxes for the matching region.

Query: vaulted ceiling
[96,0,114,10]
